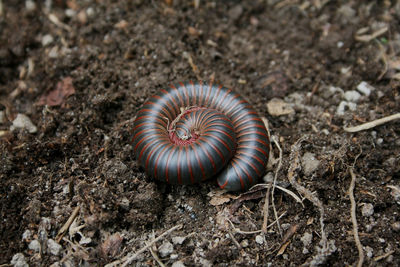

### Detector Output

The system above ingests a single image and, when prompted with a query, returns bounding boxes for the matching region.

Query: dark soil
[1,1,400,266]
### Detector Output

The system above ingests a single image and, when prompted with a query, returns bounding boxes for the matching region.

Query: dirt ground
[1,0,400,266]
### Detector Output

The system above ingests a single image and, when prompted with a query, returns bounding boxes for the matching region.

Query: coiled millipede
[132,81,270,191]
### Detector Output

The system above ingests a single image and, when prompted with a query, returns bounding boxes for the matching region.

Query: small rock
[228,5,243,21]
[158,241,174,257]
[86,7,95,17]
[361,203,374,217]
[65,9,76,17]
[336,101,357,115]
[0,111,5,124]
[10,253,28,267]
[357,81,374,96]
[344,90,361,102]
[10,114,37,133]
[47,239,62,256]
[378,238,385,243]
[263,172,274,183]
[255,235,264,245]
[300,232,313,247]
[301,152,320,176]
[172,261,186,267]
[25,0,36,11]
[365,246,374,258]
[21,230,32,241]
[321,129,330,135]
[48,46,59,58]
[377,138,383,145]
[42,34,54,46]
[28,240,41,253]
[391,221,400,231]
[240,239,249,248]
[170,254,179,260]
[267,98,295,116]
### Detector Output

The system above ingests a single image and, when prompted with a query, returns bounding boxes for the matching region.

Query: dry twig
[344,113,400,132]
[105,224,182,267]
[287,137,336,266]
[56,206,80,243]
[262,135,283,235]
[349,168,364,267]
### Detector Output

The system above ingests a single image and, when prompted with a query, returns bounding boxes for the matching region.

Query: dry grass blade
[344,113,400,132]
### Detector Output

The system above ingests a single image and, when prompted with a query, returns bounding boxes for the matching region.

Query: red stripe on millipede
[238,137,269,147]
[193,145,206,180]
[197,140,216,172]
[237,145,269,157]
[231,160,245,190]
[236,155,260,176]
[164,148,175,183]
[177,147,183,184]
[233,158,253,184]
[185,146,195,184]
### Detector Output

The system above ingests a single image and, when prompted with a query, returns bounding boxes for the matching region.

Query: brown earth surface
[1,0,400,266]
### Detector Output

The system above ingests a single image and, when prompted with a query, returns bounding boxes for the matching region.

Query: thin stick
[146,241,166,267]
[56,206,80,243]
[344,113,400,132]
[227,229,242,249]
[349,168,364,267]
[230,212,287,235]
[270,135,283,237]
[120,225,182,267]
[261,183,271,233]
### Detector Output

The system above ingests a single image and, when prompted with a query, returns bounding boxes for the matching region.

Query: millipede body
[132,81,270,191]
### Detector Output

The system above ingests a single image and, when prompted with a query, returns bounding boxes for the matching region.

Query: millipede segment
[132,81,270,191]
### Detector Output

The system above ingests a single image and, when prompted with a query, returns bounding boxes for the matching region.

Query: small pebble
[28,240,41,253]
[378,238,385,243]
[357,81,374,96]
[171,261,186,267]
[391,221,400,231]
[300,232,313,247]
[376,138,383,145]
[10,114,37,133]
[158,241,174,257]
[336,101,357,115]
[47,239,62,256]
[321,129,330,135]
[86,7,95,17]
[22,230,32,241]
[10,253,28,267]
[255,235,264,245]
[301,152,320,176]
[263,172,274,183]
[42,34,54,46]
[240,239,249,248]
[172,236,186,245]
[365,246,374,258]
[361,203,374,217]
[65,9,76,17]
[0,111,5,124]
[170,254,179,260]
[344,90,361,102]
[25,0,36,11]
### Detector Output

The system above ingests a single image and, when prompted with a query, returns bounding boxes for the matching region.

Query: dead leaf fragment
[209,195,231,206]
[37,77,75,107]
[267,98,294,116]
[101,233,123,259]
